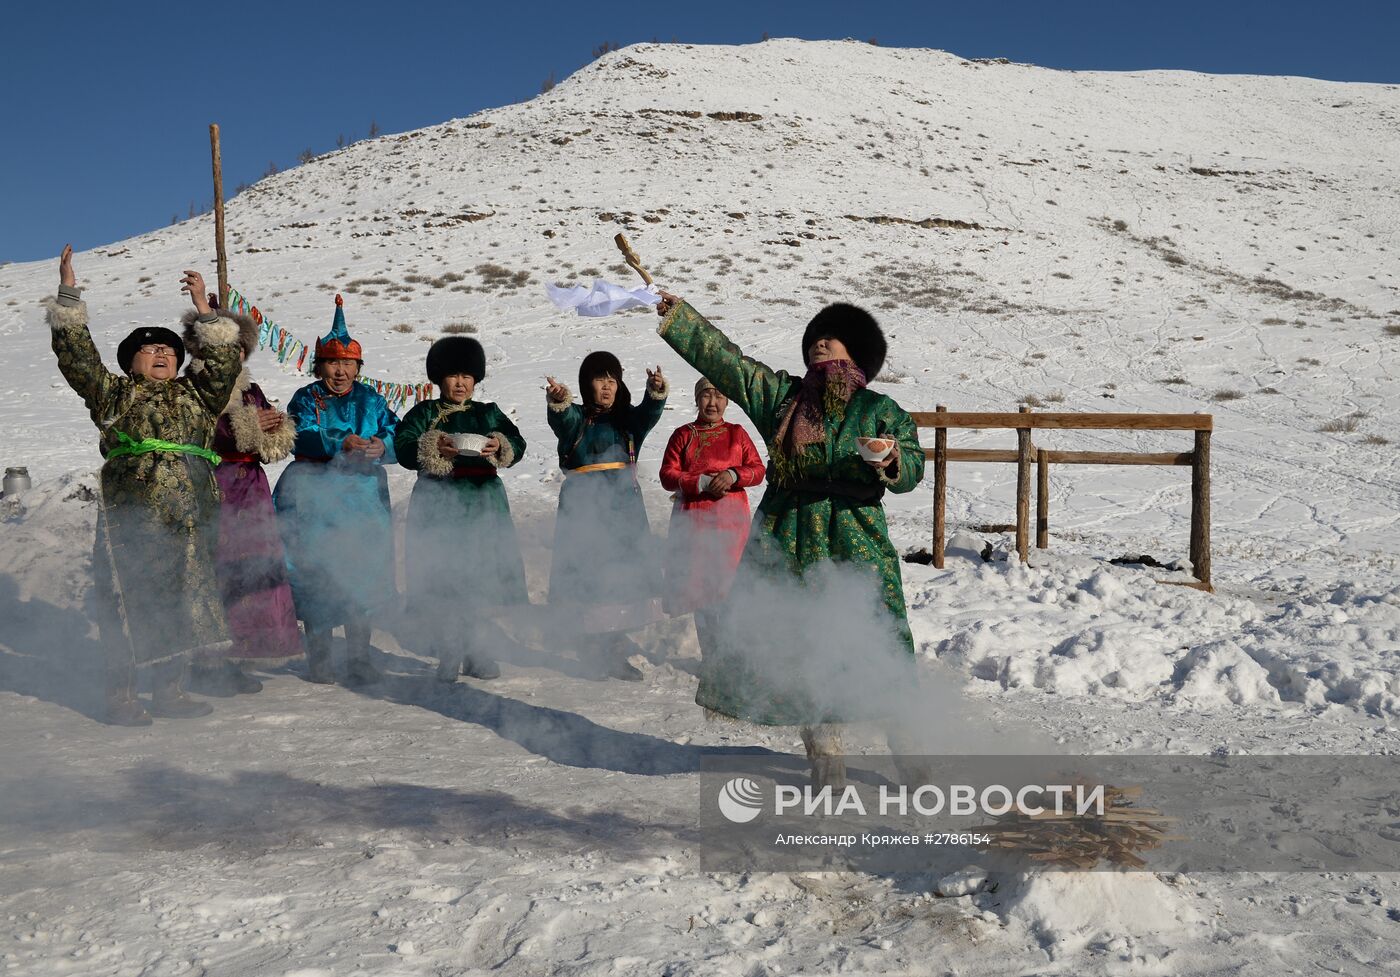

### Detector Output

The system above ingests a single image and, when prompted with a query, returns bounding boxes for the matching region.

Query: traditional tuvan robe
[393,397,529,652]
[273,380,399,632]
[657,301,925,725]
[659,420,765,616]
[546,382,667,630]
[205,368,302,661]
[46,289,242,668]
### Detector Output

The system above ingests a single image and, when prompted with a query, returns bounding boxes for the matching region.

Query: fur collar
[232,366,252,398]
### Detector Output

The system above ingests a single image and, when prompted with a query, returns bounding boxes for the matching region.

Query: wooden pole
[1016,405,1032,563]
[933,404,947,568]
[1036,447,1049,549]
[209,123,228,307]
[1190,428,1212,590]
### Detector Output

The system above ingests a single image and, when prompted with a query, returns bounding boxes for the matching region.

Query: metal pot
[3,467,31,497]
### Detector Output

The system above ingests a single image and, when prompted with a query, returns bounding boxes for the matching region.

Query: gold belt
[567,462,630,475]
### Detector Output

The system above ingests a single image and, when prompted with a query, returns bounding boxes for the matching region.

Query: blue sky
[2,0,1396,264]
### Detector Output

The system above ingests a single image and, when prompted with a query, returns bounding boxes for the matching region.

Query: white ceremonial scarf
[545,279,661,317]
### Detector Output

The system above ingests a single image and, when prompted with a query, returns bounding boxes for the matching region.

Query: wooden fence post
[209,123,228,307]
[933,404,947,568]
[1190,428,1212,589]
[1016,405,1032,563]
[1036,447,1049,549]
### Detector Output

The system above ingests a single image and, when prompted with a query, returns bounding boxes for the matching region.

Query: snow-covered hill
[2,40,1400,976]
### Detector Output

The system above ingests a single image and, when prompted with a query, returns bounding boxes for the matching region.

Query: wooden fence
[910,406,1214,591]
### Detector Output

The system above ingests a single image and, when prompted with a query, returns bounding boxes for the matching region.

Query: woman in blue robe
[273,295,398,686]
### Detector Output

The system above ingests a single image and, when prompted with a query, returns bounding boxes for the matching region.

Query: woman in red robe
[660,379,766,644]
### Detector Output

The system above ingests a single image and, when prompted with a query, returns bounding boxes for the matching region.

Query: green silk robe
[393,398,529,652]
[545,386,667,613]
[658,301,925,725]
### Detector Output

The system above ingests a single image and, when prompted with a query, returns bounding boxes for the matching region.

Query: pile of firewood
[973,785,1179,869]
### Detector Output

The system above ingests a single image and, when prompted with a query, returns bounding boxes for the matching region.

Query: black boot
[580,634,643,681]
[226,663,263,694]
[605,634,644,682]
[102,663,152,727]
[461,656,501,680]
[343,617,382,687]
[188,659,262,696]
[303,629,335,684]
[461,619,514,680]
[344,657,382,687]
[187,660,235,697]
[149,661,214,719]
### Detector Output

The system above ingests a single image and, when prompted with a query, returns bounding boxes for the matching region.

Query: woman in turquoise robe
[273,296,398,686]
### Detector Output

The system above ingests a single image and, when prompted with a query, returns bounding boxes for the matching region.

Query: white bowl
[697,473,714,492]
[856,437,894,462]
[451,432,489,456]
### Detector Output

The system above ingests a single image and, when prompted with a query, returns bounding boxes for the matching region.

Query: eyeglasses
[137,345,177,356]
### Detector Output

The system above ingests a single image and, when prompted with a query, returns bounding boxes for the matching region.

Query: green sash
[106,431,220,466]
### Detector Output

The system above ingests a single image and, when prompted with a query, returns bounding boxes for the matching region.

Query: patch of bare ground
[1094,216,1371,316]
[850,263,1084,317]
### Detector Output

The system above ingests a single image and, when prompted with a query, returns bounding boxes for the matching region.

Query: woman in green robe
[544,352,668,681]
[394,336,528,682]
[46,245,244,726]
[654,292,925,786]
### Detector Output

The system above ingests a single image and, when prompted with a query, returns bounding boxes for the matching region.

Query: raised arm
[181,270,243,415]
[545,377,585,448]
[46,244,126,416]
[655,294,792,442]
[628,365,669,441]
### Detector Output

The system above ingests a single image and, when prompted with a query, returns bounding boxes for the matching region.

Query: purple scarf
[774,359,868,460]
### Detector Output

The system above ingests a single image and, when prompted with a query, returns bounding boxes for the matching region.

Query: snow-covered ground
[2,38,1399,975]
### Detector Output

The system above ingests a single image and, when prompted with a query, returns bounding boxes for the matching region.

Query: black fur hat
[800,303,886,379]
[117,326,185,375]
[426,336,486,385]
[578,350,631,410]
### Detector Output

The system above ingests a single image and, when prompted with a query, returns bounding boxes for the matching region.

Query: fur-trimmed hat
[426,336,486,385]
[579,350,631,410]
[117,326,185,375]
[181,308,259,359]
[314,294,363,363]
[800,303,886,379]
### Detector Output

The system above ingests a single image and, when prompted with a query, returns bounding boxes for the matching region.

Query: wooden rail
[917,405,1213,591]
[930,448,1194,466]
[911,411,1213,431]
